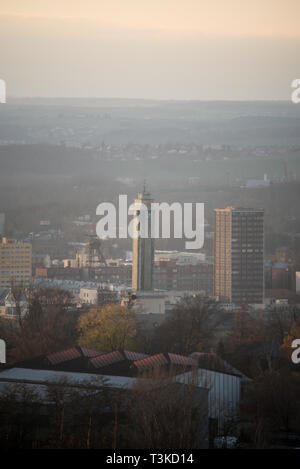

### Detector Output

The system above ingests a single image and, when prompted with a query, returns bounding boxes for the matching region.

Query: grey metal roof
[0,367,136,389]
[0,288,9,304]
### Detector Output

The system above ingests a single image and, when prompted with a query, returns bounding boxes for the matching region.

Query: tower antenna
[143,179,147,194]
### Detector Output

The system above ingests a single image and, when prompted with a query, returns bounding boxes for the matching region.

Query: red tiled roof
[133,353,197,371]
[89,350,125,369]
[47,348,81,365]
[133,353,168,371]
[18,347,247,379]
[168,353,197,367]
[79,347,104,358]
[123,350,148,361]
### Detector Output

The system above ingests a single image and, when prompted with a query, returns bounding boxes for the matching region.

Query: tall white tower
[132,188,154,291]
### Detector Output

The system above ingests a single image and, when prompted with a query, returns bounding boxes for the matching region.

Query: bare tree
[1,288,78,363]
[151,296,225,354]
[123,367,208,449]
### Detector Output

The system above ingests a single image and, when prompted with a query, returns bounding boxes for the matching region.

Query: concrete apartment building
[214,207,264,305]
[0,237,32,288]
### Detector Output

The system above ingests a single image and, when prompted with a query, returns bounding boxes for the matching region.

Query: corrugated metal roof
[123,350,148,361]
[89,350,124,369]
[168,353,197,367]
[47,348,81,365]
[0,368,136,389]
[133,353,168,371]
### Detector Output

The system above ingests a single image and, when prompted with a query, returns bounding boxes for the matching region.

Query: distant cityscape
[1,102,300,450]
[1,0,300,451]
[1,183,299,317]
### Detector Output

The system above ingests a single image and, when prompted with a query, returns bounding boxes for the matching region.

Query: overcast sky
[0,0,299,100]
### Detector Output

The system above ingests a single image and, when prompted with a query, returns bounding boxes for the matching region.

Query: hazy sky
[0,0,299,100]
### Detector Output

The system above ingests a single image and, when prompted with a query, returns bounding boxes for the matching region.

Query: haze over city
[1,0,300,99]
[0,0,300,453]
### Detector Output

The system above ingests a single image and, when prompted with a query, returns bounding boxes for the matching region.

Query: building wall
[214,208,264,304]
[0,238,32,287]
[178,368,241,434]
[231,208,264,304]
[297,272,300,294]
[2,299,28,318]
[79,288,98,305]
[271,264,295,291]
[94,265,132,284]
[214,208,231,301]
[154,260,213,293]
[134,294,166,314]
[35,265,132,285]
[132,192,154,291]
[155,251,206,264]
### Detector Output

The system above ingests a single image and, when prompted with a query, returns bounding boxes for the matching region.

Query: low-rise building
[0,346,249,445]
[79,287,98,305]
[264,261,296,291]
[0,288,28,318]
[154,260,213,293]
[126,290,167,315]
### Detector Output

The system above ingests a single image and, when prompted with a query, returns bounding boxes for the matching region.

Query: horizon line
[5,96,292,103]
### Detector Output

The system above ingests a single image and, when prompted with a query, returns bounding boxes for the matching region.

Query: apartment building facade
[214,207,264,304]
[0,237,32,287]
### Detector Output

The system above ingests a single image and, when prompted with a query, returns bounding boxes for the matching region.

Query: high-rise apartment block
[132,190,154,291]
[0,237,32,287]
[214,207,264,304]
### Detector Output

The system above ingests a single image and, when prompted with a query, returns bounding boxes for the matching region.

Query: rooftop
[2,347,248,380]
